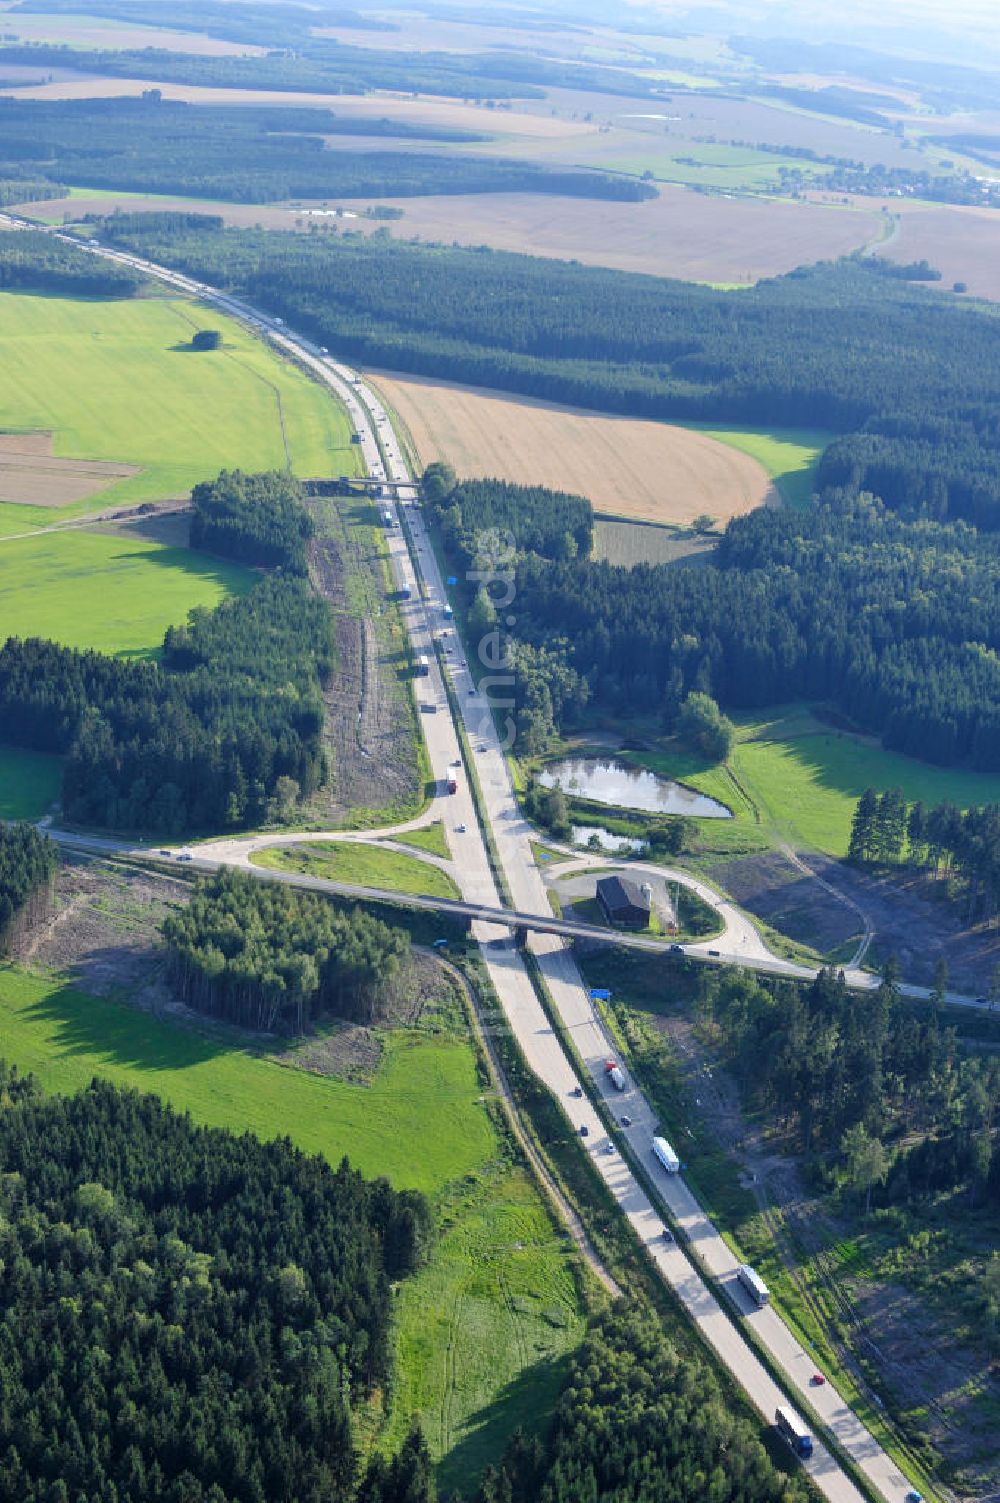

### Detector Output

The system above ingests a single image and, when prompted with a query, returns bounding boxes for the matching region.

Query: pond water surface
[540,756,731,818]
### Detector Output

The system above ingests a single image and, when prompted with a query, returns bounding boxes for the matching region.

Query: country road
[8,213,928,1503]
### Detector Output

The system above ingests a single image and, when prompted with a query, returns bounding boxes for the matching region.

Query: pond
[571,824,645,855]
[540,756,731,819]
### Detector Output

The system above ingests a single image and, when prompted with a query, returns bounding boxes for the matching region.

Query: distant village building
[596,874,651,930]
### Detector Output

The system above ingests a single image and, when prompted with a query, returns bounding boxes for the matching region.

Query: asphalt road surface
[18,218,927,1503]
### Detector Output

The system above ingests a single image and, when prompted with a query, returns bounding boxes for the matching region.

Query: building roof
[596,874,650,915]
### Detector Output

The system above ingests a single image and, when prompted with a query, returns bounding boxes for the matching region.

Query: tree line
[0,822,56,953]
[0,227,140,297]
[0,1067,432,1503]
[99,219,1000,530]
[161,870,413,1033]
[0,96,655,205]
[190,469,315,574]
[0,572,333,834]
[850,787,1000,925]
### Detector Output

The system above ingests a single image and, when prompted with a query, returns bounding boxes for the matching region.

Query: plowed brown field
[370,372,777,526]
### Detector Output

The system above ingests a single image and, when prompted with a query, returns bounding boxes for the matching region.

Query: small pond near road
[539,756,731,819]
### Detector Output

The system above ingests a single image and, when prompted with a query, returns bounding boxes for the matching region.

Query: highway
[17,217,925,1503]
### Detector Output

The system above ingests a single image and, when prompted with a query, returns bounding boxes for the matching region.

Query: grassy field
[0,527,254,657]
[0,745,63,819]
[0,289,361,535]
[253,840,460,900]
[603,142,830,192]
[385,1166,583,1490]
[394,820,451,858]
[0,961,583,1480]
[0,965,490,1192]
[633,706,1000,857]
[679,424,834,507]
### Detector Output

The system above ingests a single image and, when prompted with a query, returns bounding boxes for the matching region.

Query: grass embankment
[0,961,584,1482]
[252,840,461,901]
[0,288,361,536]
[0,528,254,657]
[614,705,1000,859]
[394,820,451,858]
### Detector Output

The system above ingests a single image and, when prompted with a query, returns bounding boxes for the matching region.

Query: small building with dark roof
[596,874,651,930]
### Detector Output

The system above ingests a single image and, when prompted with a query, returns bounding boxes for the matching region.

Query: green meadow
[0,289,361,536]
[0,966,492,1193]
[253,840,461,901]
[680,423,834,507]
[0,745,63,820]
[0,527,254,657]
[603,142,829,192]
[635,705,1000,857]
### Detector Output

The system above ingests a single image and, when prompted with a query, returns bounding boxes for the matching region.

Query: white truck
[605,1059,626,1091]
[652,1135,680,1174]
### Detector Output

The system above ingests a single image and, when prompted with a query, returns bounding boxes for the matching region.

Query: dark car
[621,1115,632,1128]
[668,944,684,955]
[579,1124,589,1137]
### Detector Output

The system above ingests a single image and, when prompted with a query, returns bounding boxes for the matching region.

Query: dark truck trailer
[774,1406,813,1459]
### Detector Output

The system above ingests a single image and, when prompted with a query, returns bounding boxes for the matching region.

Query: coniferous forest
[699,966,1000,1214]
[0,229,141,296]
[190,470,316,575]
[162,870,412,1033]
[0,823,57,952]
[0,573,333,833]
[0,97,656,205]
[0,1068,433,1503]
[849,787,1000,925]
[428,477,1000,769]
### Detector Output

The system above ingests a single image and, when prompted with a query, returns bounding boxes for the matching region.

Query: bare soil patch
[371,370,776,527]
[0,430,54,456]
[11,858,189,1016]
[0,433,140,507]
[307,508,420,820]
[710,849,1000,992]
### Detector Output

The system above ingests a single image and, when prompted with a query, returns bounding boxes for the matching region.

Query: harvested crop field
[370,372,778,526]
[324,186,877,282]
[593,518,715,566]
[0,431,139,506]
[0,15,264,55]
[869,200,1000,302]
